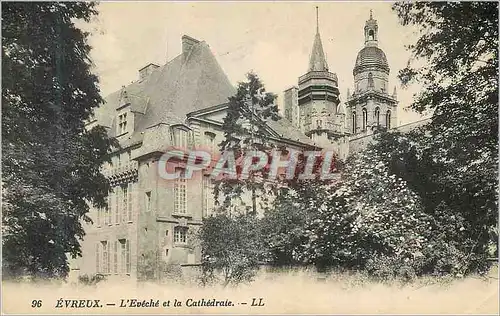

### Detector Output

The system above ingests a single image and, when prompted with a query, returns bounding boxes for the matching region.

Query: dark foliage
[2,2,116,279]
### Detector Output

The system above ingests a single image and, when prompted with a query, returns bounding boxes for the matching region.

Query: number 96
[31,300,42,308]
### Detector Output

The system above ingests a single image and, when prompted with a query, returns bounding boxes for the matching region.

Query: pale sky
[84,1,428,125]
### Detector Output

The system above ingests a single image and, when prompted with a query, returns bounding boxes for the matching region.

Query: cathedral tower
[295,7,345,149]
[346,10,398,135]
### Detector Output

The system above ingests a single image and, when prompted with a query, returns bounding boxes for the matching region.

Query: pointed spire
[392,85,397,98]
[316,6,319,33]
[370,9,373,20]
[309,6,329,72]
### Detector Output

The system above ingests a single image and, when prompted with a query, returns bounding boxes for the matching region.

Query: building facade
[73,35,317,281]
[70,11,426,282]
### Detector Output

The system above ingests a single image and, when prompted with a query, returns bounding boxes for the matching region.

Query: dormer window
[204,131,216,152]
[118,112,128,135]
[174,127,189,148]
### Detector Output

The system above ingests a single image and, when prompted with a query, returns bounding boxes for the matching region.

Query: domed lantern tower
[346,10,398,135]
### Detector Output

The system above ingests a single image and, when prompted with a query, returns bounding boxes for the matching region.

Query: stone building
[71,10,427,282]
[74,35,317,281]
[283,10,400,158]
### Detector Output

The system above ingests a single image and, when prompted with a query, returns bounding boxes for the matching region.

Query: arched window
[352,111,356,133]
[374,107,380,126]
[368,30,375,41]
[362,108,367,131]
[368,72,374,89]
[386,110,391,129]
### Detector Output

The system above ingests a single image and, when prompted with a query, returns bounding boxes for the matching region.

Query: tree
[266,130,482,279]
[298,143,438,279]
[201,72,278,286]
[392,2,498,273]
[214,72,279,215]
[199,213,263,286]
[260,187,309,266]
[2,2,115,279]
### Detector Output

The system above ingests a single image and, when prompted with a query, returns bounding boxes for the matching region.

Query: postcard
[2,1,498,315]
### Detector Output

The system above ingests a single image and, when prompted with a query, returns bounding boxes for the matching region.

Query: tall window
[175,128,188,148]
[106,194,112,225]
[127,183,133,222]
[145,191,152,212]
[121,184,128,223]
[362,108,368,131]
[174,169,187,214]
[202,175,214,217]
[114,186,120,224]
[375,107,380,126]
[352,111,356,133]
[113,241,118,274]
[386,110,391,129]
[101,241,109,274]
[368,29,375,41]
[204,131,216,152]
[118,113,127,134]
[174,226,188,243]
[119,239,130,274]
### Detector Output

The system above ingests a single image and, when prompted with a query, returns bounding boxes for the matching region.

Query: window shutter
[102,242,108,274]
[95,243,100,273]
[113,241,118,274]
[122,185,127,223]
[115,187,120,224]
[108,194,113,225]
[126,240,131,274]
[120,241,126,274]
[128,182,133,222]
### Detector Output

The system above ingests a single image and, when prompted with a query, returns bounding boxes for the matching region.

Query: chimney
[182,35,200,60]
[139,63,160,81]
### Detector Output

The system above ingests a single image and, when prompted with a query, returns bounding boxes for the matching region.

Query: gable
[187,103,316,148]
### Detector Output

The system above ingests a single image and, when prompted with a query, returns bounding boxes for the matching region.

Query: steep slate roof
[94,35,315,150]
[266,118,317,146]
[95,38,236,139]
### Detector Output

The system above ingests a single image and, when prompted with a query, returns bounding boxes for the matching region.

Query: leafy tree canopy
[2,2,116,279]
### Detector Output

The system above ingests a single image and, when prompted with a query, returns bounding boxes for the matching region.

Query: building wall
[354,68,389,94]
[348,118,430,154]
[283,87,299,128]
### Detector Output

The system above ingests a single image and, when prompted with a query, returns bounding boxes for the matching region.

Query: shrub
[78,273,106,286]
[199,212,263,286]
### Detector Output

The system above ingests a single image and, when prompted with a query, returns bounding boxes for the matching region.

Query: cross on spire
[308,6,328,72]
[316,6,319,33]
